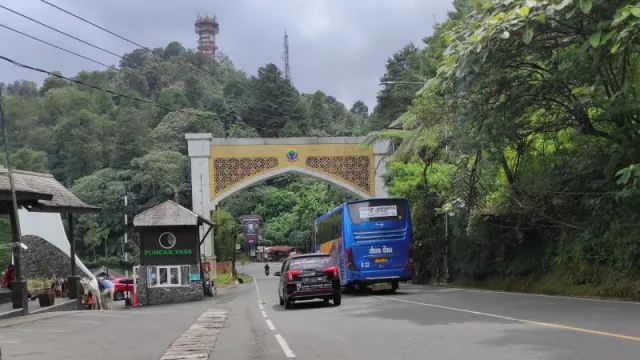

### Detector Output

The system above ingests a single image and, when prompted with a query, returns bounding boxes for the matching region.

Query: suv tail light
[286,270,303,282]
[323,266,338,279]
[346,248,357,271]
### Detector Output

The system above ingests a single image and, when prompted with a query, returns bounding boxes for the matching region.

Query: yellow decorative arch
[185,134,391,259]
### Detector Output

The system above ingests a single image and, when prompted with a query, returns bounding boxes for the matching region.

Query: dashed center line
[275,334,296,358]
[255,278,296,357]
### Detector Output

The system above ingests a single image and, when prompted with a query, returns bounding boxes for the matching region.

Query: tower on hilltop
[283,31,291,84]
[195,13,219,58]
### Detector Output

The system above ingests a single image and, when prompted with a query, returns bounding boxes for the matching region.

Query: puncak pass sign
[143,249,194,256]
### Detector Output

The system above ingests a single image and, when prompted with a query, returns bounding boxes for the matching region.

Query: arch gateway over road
[185,133,391,263]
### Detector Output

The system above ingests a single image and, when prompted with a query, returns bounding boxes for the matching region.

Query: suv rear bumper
[285,281,341,300]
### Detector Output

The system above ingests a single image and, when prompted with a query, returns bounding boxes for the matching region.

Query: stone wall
[21,235,73,279]
[136,264,203,306]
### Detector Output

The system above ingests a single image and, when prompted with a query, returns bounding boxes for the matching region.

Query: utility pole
[231,226,237,278]
[443,124,452,284]
[123,192,131,305]
[0,87,27,311]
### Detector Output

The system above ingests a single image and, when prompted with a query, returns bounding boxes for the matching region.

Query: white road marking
[265,319,276,330]
[15,329,66,333]
[41,320,101,324]
[259,303,264,310]
[402,284,640,305]
[254,278,260,296]
[261,310,268,318]
[376,296,640,342]
[75,313,129,318]
[275,334,296,358]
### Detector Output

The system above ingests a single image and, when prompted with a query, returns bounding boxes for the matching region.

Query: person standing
[2,264,15,289]
[3,264,36,300]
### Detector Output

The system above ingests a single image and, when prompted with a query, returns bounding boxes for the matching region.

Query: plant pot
[38,290,55,307]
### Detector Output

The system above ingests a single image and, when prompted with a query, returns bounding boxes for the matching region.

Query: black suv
[275,253,342,309]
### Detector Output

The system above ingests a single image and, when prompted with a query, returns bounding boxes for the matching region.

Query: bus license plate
[374,258,388,263]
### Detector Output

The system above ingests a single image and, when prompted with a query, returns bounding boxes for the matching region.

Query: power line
[36,0,303,115]
[0,54,214,122]
[0,21,292,127]
[0,22,151,86]
[0,4,125,62]
[5,2,349,127]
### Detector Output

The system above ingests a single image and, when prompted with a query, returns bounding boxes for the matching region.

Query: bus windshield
[346,199,407,224]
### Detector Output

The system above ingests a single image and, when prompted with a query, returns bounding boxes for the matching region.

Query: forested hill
[0,41,372,265]
[369,0,640,299]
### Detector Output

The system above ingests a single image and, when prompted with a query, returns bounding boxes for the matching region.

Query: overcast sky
[0,0,452,110]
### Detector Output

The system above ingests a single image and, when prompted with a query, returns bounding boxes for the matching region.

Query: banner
[241,215,261,245]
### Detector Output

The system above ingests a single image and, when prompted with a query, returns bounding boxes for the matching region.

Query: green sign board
[143,249,194,256]
[189,274,201,281]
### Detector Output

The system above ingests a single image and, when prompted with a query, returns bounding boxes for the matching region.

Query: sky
[0,0,453,110]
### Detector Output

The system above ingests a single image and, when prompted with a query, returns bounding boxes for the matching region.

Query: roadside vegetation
[2,0,640,300]
[367,0,640,300]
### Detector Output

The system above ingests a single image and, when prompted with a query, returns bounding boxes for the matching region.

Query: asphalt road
[0,291,232,360]
[1,264,638,359]
[228,262,640,360]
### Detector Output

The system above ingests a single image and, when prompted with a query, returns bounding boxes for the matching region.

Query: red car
[112,277,135,301]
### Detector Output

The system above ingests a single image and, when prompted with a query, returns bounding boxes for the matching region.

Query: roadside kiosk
[132,200,212,306]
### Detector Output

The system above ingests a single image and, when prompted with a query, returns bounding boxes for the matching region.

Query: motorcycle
[265,268,270,276]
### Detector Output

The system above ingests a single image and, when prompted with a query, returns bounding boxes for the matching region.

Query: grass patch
[214,272,232,286]
[452,270,640,301]
[214,272,253,287]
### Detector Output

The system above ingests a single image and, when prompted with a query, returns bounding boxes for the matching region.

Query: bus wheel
[343,284,355,294]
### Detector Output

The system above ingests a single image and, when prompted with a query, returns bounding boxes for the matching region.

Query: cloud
[0,0,452,110]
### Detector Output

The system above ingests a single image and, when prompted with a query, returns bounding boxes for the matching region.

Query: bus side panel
[337,236,347,286]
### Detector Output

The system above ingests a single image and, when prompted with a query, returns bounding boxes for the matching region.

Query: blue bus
[313,198,414,292]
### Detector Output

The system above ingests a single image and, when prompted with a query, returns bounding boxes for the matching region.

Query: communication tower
[283,31,291,83]
[195,13,219,58]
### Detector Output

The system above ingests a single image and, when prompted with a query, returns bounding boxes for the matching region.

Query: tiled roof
[0,167,100,214]
[133,200,209,227]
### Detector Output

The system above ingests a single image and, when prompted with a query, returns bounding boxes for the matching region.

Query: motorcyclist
[264,263,270,273]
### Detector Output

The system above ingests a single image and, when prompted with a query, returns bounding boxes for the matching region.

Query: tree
[152,110,223,153]
[370,43,423,130]
[350,100,369,117]
[108,108,152,169]
[244,63,306,137]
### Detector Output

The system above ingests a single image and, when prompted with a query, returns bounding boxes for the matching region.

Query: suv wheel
[333,293,342,306]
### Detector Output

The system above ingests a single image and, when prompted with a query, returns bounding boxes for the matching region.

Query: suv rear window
[290,256,331,270]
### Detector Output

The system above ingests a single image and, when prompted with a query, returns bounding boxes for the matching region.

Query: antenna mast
[283,30,291,83]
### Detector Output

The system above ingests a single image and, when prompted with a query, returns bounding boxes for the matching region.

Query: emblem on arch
[286,148,298,162]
